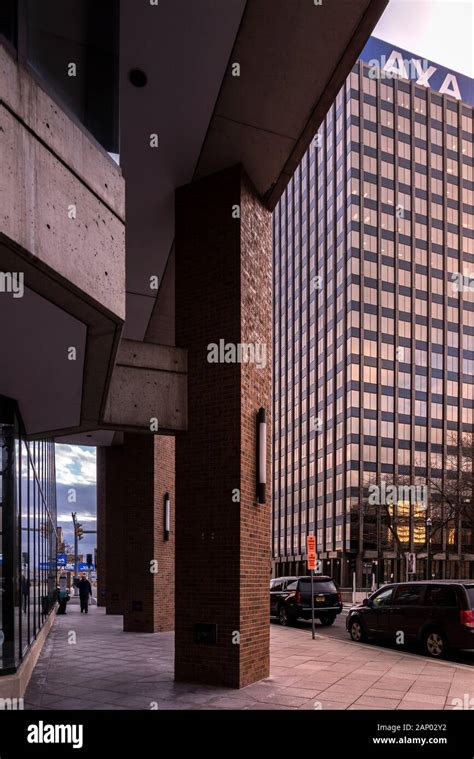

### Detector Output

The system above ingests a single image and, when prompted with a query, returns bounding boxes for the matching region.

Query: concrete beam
[0,103,125,320]
[102,339,187,434]
[0,44,124,219]
[0,45,125,437]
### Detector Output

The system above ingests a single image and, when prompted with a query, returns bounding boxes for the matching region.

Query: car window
[286,581,297,591]
[465,586,474,609]
[425,586,458,607]
[371,587,393,607]
[271,580,283,592]
[393,584,424,606]
[298,579,337,593]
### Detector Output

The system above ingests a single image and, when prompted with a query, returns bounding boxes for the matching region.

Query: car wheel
[424,629,448,659]
[278,605,290,626]
[349,618,367,642]
[320,614,336,626]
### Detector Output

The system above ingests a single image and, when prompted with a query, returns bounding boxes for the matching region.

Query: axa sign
[361,37,473,104]
[376,50,461,99]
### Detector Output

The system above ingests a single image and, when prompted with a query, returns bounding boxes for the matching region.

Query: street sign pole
[306,535,317,641]
[71,512,78,588]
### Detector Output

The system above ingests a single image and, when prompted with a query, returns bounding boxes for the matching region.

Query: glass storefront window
[0,397,57,674]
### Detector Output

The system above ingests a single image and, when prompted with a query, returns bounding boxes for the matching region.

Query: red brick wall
[98,434,175,631]
[153,434,175,631]
[239,172,272,685]
[175,165,272,687]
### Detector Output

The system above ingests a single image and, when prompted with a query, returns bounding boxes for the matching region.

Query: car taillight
[295,592,301,604]
[337,592,342,603]
[460,610,474,628]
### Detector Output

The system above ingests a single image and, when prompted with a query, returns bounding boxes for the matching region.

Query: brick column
[153,435,175,631]
[97,434,175,630]
[102,445,126,615]
[175,164,272,688]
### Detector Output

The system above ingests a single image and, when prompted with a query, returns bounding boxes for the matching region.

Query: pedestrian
[21,574,30,614]
[78,575,92,614]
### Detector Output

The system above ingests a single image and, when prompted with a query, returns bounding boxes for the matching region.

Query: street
[273,609,474,667]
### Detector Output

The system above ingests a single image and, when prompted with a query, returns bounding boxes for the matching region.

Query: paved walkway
[24,606,474,710]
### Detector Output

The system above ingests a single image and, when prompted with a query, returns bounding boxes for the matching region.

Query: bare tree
[359,434,474,581]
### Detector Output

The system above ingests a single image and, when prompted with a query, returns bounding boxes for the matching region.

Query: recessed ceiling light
[129,69,148,88]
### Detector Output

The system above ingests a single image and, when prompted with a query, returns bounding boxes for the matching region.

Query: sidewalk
[24,606,474,710]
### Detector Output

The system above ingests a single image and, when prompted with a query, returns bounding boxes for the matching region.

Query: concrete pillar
[97,434,175,631]
[175,165,272,688]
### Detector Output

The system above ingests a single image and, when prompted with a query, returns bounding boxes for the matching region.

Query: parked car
[270,575,343,626]
[346,580,474,658]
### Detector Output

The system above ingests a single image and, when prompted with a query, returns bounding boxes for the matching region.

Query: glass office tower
[0,397,57,674]
[273,48,474,587]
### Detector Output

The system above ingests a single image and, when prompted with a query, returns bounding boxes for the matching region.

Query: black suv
[270,575,342,626]
[346,580,474,658]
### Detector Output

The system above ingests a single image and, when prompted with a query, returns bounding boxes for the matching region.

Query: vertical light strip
[164,492,170,540]
[257,407,266,504]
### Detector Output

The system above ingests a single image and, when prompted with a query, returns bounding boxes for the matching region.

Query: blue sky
[55,444,97,560]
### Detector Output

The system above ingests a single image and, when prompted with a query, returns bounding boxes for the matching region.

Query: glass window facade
[273,60,474,586]
[0,0,119,152]
[0,397,57,674]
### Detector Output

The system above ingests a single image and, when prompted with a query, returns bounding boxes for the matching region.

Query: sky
[373,0,473,77]
[55,444,97,562]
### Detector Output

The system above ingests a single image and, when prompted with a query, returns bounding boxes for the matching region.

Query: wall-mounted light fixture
[164,492,170,541]
[257,407,266,504]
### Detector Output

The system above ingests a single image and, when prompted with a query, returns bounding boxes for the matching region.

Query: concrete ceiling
[119,0,247,342]
[119,0,388,345]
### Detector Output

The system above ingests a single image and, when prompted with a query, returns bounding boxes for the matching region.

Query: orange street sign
[307,535,316,570]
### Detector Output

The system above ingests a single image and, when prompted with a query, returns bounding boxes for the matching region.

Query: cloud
[57,513,96,523]
[55,444,96,486]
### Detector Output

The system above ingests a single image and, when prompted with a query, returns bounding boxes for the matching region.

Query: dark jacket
[78,579,92,597]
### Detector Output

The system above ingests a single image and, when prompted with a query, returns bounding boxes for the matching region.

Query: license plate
[316,595,325,602]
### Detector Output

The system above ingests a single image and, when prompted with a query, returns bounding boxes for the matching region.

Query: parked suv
[270,575,342,626]
[346,580,474,658]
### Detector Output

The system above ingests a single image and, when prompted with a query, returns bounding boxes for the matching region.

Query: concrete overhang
[195,0,389,210]
[101,339,187,435]
[133,0,388,343]
[0,44,126,438]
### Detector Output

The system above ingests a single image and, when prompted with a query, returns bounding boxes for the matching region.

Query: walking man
[78,575,92,614]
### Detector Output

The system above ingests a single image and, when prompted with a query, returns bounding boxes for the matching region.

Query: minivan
[346,580,474,658]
